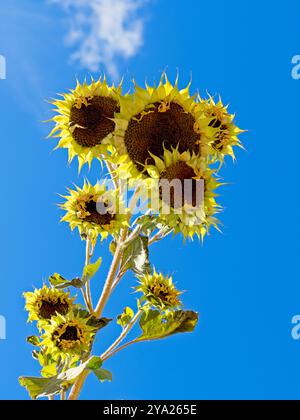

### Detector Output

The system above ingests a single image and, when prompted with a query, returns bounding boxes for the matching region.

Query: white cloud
[49,0,148,77]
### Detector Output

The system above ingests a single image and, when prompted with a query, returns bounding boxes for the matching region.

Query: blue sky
[0,0,300,400]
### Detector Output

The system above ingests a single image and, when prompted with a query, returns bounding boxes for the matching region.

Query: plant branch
[68,370,90,401]
[101,309,142,361]
[149,227,173,245]
[68,186,156,400]
[84,238,94,312]
[68,231,127,401]
[81,288,92,313]
[102,338,141,362]
[105,160,119,190]
[94,234,126,318]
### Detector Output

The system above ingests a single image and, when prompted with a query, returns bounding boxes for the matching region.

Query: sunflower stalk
[60,390,66,401]
[68,221,173,400]
[84,237,94,313]
[68,210,169,400]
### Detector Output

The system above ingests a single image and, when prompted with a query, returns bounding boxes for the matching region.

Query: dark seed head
[70,96,120,148]
[211,124,228,152]
[84,200,116,226]
[59,326,79,342]
[124,102,200,172]
[39,299,69,320]
[160,161,201,208]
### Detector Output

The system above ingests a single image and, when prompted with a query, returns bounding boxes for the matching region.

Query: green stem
[84,238,94,312]
[100,310,142,361]
[68,370,90,401]
[102,338,140,362]
[68,231,127,401]
[149,227,173,245]
[94,235,126,318]
[68,181,156,400]
[105,161,119,190]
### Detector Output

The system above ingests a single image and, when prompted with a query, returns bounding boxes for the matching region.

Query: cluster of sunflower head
[24,285,99,372]
[50,74,243,240]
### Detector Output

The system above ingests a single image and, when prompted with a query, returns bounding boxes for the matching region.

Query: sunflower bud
[136,271,182,311]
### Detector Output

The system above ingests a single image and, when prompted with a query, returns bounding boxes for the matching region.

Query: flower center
[149,283,179,307]
[160,161,201,208]
[39,299,69,320]
[124,102,200,172]
[150,284,169,300]
[209,117,228,151]
[70,96,120,148]
[59,326,79,342]
[84,200,116,226]
[209,116,222,129]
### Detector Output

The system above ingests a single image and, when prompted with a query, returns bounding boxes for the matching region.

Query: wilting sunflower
[143,147,221,240]
[198,96,244,162]
[24,286,74,324]
[40,312,96,360]
[60,181,128,241]
[113,74,213,182]
[136,270,182,311]
[48,77,122,170]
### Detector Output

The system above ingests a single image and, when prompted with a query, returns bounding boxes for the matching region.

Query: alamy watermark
[0,55,6,80]
[291,56,300,80]
[95,177,205,225]
[0,315,6,340]
[291,315,300,340]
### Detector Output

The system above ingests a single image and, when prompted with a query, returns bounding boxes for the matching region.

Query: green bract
[136,270,182,311]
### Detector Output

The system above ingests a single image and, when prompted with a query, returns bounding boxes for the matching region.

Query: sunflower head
[24,286,74,324]
[198,96,244,162]
[60,181,128,241]
[40,312,96,360]
[136,271,182,311]
[49,77,122,170]
[142,147,221,240]
[113,74,213,182]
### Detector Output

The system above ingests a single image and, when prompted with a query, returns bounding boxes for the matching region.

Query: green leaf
[138,310,199,341]
[19,357,100,399]
[86,356,112,382]
[73,308,112,332]
[93,368,113,383]
[57,277,83,289]
[41,363,57,378]
[86,356,102,370]
[37,351,54,368]
[19,376,62,400]
[82,258,102,284]
[121,235,151,276]
[49,273,83,289]
[73,308,90,319]
[87,316,112,331]
[31,350,40,361]
[49,273,67,287]
[133,215,161,237]
[117,307,134,328]
[109,240,117,255]
[27,336,40,346]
